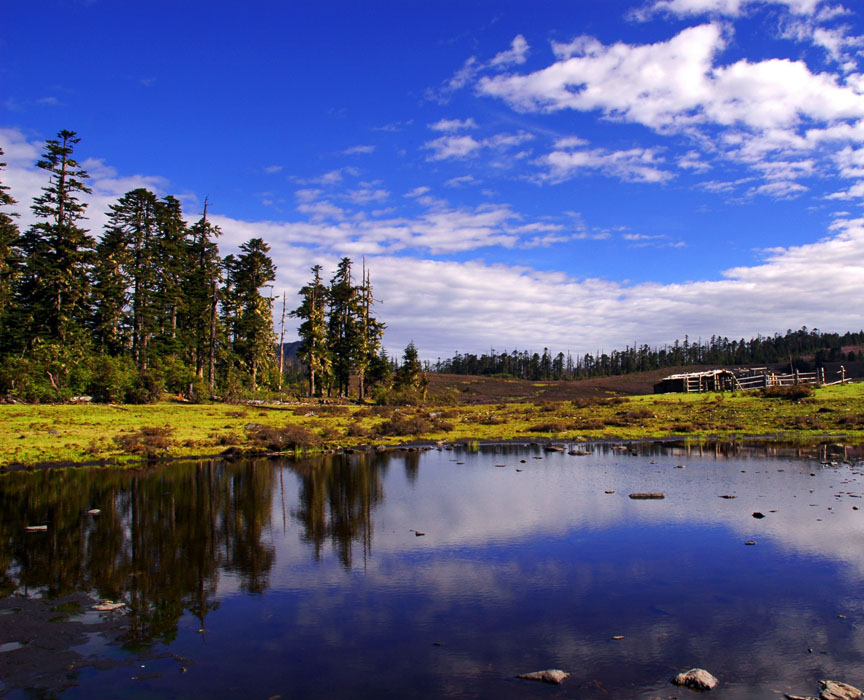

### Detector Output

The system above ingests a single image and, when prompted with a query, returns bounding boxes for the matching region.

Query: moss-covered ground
[1,382,862,469]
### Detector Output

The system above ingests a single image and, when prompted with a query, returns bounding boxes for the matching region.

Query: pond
[2,441,864,699]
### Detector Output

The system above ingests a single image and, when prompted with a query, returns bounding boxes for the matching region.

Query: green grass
[1,383,863,468]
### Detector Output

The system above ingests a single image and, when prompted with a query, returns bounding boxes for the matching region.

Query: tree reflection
[0,460,275,649]
[290,453,386,568]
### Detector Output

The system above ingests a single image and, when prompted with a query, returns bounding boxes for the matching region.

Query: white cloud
[423,135,483,160]
[264,164,283,174]
[639,0,824,18]
[445,175,479,188]
[3,127,863,363]
[489,35,530,68]
[750,180,809,197]
[537,146,673,183]
[344,188,389,205]
[477,22,864,192]
[343,144,376,155]
[423,131,534,161]
[428,118,478,132]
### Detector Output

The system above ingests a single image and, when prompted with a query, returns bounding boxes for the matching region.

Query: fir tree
[355,261,385,400]
[98,188,161,368]
[327,258,362,397]
[0,149,21,346]
[232,238,276,391]
[292,265,330,397]
[14,130,94,347]
[180,207,223,393]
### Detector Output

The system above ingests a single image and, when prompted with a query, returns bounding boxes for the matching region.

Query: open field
[1,375,863,469]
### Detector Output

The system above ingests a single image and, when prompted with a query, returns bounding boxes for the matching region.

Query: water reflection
[291,453,385,567]
[0,461,277,648]
[2,442,864,699]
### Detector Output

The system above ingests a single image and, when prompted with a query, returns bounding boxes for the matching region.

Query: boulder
[820,680,863,700]
[629,493,665,500]
[516,669,571,685]
[673,668,718,691]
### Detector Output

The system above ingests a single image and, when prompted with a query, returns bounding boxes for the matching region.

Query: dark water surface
[3,442,864,699]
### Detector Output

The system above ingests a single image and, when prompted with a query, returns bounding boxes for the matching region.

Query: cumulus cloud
[489,34,530,68]
[537,145,673,183]
[638,0,824,18]
[423,129,534,161]
[477,22,864,193]
[3,127,863,362]
[429,118,478,132]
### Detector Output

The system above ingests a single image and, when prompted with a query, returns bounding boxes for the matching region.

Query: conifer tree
[292,264,330,397]
[14,130,94,347]
[181,207,223,393]
[0,149,21,346]
[90,226,131,355]
[356,261,385,400]
[232,238,276,391]
[397,341,423,389]
[151,195,188,354]
[327,257,362,397]
[97,188,161,368]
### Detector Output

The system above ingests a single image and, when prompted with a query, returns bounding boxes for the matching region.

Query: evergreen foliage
[0,129,391,403]
[434,328,864,381]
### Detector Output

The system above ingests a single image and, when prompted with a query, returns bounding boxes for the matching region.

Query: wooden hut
[653,369,737,394]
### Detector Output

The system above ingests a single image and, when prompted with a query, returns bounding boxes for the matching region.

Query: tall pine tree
[231,238,276,391]
[327,258,362,397]
[292,264,331,397]
[14,130,94,348]
[0,149,21,348]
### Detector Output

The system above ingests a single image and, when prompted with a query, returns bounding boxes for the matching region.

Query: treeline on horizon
[432,328,864,381]
[0,130,421,404]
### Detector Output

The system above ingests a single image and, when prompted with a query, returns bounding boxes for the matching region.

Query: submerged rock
[820,680,863,700]
[516,669,571,685]
[673,668,718,691]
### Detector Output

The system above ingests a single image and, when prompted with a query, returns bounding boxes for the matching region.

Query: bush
[114,426,174,458]
[760,385,813,400]
[528,421,567,433]
[246,424,322,451]
[838,414,864,429]
[346,423,371,438]
[377,413,433,436]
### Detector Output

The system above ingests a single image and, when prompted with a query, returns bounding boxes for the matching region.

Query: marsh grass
[1,382,863,468]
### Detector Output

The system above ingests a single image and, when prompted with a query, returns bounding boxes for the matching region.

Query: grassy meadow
[1,380,863,469]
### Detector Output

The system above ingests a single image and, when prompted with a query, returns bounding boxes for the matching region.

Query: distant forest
[432,328,864,381]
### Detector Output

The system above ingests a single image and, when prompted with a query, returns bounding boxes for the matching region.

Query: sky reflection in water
[3,443,864,699]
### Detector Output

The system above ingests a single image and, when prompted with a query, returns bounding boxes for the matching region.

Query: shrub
[760,385,813,400]
[246,424,322,451]
[377,413,433,436]
[838,414,864,429]
[114,426,174,458]
[346,423,371,438]
[528,421,567,433]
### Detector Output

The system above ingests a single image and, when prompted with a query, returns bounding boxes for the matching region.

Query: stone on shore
[516,669,571,685]
[672,668,718,691]
[820,680,863,700]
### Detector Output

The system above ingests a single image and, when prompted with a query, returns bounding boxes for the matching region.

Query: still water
[3,442,864,699]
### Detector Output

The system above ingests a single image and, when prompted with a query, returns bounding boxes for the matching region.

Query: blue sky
[2,0,864,360]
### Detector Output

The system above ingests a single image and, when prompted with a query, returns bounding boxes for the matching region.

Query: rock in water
[820,680,863,700]
[673,668,719,691]
[629,493,665,500]
[516,669,571,685]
